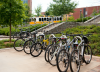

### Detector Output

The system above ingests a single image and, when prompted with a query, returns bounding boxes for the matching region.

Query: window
[22,0,28,4]
[44,18,46,21]
[57,17,59,20]
[49,18,51,21]
[60,17,62,20]
[42,18,44,21]
[47,18,49,21]
[39,18,41,21]
[29,19,31,22]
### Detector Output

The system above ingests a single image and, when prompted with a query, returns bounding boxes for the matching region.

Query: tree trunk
[10,16,11,42]
[10,2,11,42]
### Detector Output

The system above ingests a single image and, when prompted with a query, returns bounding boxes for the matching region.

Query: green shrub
[0,24,47,36]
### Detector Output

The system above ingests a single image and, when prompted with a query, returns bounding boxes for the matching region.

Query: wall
[73,6,100,19]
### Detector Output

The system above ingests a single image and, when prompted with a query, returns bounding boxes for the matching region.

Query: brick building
[73,6,100,19]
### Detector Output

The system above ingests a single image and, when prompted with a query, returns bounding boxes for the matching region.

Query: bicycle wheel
[30,43,42,57]
[56,49,69,72]
[48,44,59,66]
[14,38,25,52]
[23,39,35,54]
[70,49,80,72]
[44,44,53,62]
[83,45,92,64]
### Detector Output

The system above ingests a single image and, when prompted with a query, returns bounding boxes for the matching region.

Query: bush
[0,24,47,36]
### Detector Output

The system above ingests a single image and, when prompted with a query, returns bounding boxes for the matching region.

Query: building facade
[73,6,100,19]
[21,0,32,13]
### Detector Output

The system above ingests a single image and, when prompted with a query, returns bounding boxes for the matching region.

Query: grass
[0,39,15,49]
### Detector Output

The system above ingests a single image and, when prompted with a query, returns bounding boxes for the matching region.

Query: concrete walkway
[0,48,100,72]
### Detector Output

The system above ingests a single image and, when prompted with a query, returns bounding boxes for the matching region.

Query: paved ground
[0,48,100,72]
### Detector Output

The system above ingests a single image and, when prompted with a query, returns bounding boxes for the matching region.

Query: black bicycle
[13,29,31,52]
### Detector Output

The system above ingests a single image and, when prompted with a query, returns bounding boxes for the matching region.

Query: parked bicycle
[30,32,59,57]
[13,28,32,52]
[70,34,92,72]
[56,34,83,72]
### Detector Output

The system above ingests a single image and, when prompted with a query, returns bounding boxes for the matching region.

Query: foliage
[23,4,33,23]
[47,0,77,16]
[67,16,75,22]
[0,24,47,36]
[92,8,97,16]
[0,0,26,26]
[75,17,92,22]
[45,9,50,16]
[80,13,83,18]
[67,16,92,22]
[99,8,100,13]
[35,5,42,16]
[0,0,28,42]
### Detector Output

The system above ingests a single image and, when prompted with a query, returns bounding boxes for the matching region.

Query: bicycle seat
[31,32,37,35]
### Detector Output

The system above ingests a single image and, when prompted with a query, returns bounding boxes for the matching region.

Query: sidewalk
[0,48,100,72]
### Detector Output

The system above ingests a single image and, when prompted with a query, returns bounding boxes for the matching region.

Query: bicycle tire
[56,49,69,72]
[30,43,43,57]
[83,45,92,64]
[44,44,53,62]
[14,38,25,52]
[48,44,59,66]
[70,49,80,72]
[23,39,35,54]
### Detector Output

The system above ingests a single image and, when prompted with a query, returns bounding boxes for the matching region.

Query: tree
[0,0,26,42]
[92,8,97,16]
[24,4,32,24]
[48,0,77,16]
[99,8,100,13]
[80,13,83,19]
[35,5,42,17]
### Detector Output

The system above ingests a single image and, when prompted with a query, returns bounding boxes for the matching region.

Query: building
[73,6,100,19]
[41,5,100,20]
[41,12,45,16]
[21,0,32,13]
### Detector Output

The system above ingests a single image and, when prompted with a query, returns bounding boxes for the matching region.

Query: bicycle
[30,32,56,57]
[70,34,92,72]
[47,33,69,66]
[13,28,32,52]
[56,34,82,72]
[44,32,61,62]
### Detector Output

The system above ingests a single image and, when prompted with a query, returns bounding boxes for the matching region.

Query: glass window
[49,18,51,21]
[42,18,44,21]
[47,18,49,21]
[21,0,28,4]
[39,18,41,21]
[44,18,46,21]
[60,17,62,20]
[55,18,56,21]
[57,17,59,20]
